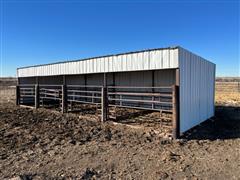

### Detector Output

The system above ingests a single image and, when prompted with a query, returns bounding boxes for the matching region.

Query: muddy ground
[0,87,240,179]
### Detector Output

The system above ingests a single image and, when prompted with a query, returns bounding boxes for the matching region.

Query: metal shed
[16,46,216,138]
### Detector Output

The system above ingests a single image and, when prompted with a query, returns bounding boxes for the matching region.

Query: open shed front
[17,68,180,138]
[16,47,215,138]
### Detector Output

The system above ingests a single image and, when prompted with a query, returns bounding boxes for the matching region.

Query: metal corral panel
[17,47,179,77]
[179,47,215,133]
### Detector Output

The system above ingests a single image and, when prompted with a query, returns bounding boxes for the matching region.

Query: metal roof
[17,46,181,77]
[17,46,179,70]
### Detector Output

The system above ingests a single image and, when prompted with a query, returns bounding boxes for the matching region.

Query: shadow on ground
[183,105,240,140]
[68,104,240,140]
[109,105,240,141]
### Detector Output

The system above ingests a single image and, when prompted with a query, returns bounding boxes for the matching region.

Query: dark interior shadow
[111,109,173,127]
[64,103,240,141]
[182,105,240,140]
[111,110,156,124]
[67,104,97,115]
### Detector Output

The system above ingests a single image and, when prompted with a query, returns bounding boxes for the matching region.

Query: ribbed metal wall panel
[20,69,175,87]
[39,76,63,85]
[19,77,36,84]
[17,48,179,77]
[66,75,85,85]
[64,70,174,87]
[179,47,215,133]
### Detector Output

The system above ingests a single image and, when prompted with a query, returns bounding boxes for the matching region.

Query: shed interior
[17,68,179,138]
[19,69,176,87]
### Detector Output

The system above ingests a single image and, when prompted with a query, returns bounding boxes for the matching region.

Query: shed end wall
[179,47,215,133]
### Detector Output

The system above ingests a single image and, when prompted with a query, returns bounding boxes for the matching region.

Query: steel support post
[61,85,67,113]
[101,73,108,122]
[172,85,180,139]
[35,84,39,109]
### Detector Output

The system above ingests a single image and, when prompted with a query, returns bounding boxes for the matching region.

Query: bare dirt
[0,82,240,179]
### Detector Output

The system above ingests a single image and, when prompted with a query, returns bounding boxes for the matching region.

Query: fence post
[61,85,67,113]
[172,85,180,139]
[101,86,108,122]
[35,84,39,109]
[16,85,20,105]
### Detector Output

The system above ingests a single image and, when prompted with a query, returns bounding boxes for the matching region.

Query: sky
[0,0,239,77]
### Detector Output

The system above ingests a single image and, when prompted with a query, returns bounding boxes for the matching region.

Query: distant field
[0,78,17,101]
[215,78,239,106]
[216,77,240,82]
[215,82,240,93]
[0,77,17,87]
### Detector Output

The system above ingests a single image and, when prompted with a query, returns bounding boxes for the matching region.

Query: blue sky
[0,0,239,77]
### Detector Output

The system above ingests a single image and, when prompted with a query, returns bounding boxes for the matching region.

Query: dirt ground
[0,85,240,179]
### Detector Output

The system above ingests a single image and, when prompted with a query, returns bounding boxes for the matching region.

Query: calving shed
[16,46,216,138]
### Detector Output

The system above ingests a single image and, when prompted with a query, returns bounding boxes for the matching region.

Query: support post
[61,85,67,113]
[152,70,155,109]
[101,73,108,122]
[84,74,87,102]
[35,84,39,109]
[16,85,20,105]
[103,73,107,87]
[172,85,180,139]
[62,75,66,85]
[175,68,179,86]
[62,75,68,112]
[36,76,39,85]
[112,72,116,105]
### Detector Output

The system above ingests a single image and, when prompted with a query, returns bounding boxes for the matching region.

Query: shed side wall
[179,47,215,133]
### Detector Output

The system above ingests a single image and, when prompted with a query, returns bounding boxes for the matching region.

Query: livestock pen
[16,46,216,138]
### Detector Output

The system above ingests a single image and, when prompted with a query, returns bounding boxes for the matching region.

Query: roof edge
[178,46,215,66]
[17,46,180,70]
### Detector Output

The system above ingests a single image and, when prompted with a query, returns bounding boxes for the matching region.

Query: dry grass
[215,91,240,106]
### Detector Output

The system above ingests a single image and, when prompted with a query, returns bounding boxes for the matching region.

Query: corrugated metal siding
[38,76,63,85]
[19,70,176,86]
[86,73,113,86]
[179,47,215,133]
[154,70,175,86]
[66,75,85,85]
[114,70,175,93]
[17,48,179,77]
[64,70,175,87]
[18,77,36,84]
[19,76,63,85]
[115,71,152,92]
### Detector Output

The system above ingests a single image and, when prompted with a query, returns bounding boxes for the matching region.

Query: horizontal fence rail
[17,84,176,113]
[17,85,35,105]
[39,86,62,101]
[16,84,177,122]
[107,86,173,112]
[16,84,179,138]
[67,85,102,105]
